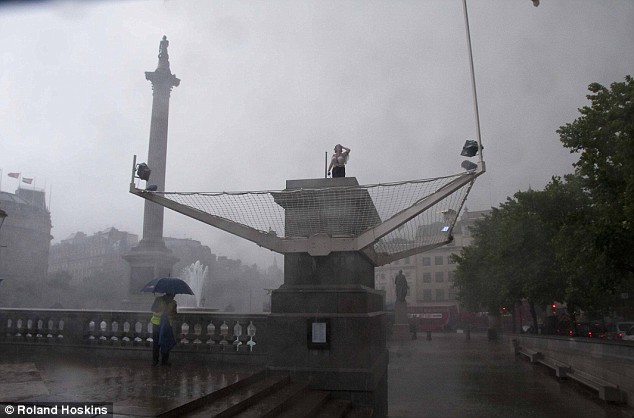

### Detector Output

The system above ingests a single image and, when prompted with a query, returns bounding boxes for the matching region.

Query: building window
[448,255,456,264]
[423,289,432,301]
[447,271,455,282]
[448,288,458,301]
[435,272,444,282]
[435,289,445,301]
[423,272,431,283]
[422,257,431,266]
[434,256,443,265]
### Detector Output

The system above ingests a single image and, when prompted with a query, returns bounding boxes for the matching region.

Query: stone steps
[173,371,373,418]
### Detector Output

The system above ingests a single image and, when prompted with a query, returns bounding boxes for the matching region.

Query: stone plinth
[123,242,178,310]
[391,300,411,340]
[268,177,388,417]
[272,177,381,238]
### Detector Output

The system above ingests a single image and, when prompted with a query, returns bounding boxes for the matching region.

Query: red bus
[407,305,458,332]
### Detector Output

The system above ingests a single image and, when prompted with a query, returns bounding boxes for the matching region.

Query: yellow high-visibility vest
[151,296,177,326]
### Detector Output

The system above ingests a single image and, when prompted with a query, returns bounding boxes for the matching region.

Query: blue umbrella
[140,277,194,295]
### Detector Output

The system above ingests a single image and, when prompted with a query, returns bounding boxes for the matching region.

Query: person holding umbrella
[150,292,178,366]
[142,277,193,366]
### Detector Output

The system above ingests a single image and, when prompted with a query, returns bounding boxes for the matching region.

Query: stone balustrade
[0,308,268,360]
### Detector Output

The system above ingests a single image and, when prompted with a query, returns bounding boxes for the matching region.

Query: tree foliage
[454,76,634,320]
[453,186,570,322]
[557,75,634,275]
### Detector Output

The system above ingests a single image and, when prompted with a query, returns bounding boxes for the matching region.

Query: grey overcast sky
[1,0,633,267]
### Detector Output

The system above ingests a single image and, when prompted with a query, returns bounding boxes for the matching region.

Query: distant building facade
[375,208,491,329]
[48,231,218,289]
[0,188,52,283]
[48,228,139,283]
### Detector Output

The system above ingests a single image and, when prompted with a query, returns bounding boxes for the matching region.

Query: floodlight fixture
[135,163,151,181]
[461,160,478,172]
[461,139,482,157]
[146,185,158,191]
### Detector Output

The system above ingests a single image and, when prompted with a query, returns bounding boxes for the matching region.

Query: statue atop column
[155,35,173,74]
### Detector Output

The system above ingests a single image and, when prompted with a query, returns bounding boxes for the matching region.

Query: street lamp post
[0,208,7,231]
[0,208,7,287]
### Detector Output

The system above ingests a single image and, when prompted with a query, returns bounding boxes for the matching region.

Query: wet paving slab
[387,332,628,418]
[0,350,258,417]
[0,334,630,418]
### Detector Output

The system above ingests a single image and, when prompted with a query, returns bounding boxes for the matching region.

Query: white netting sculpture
[130,162,484,266]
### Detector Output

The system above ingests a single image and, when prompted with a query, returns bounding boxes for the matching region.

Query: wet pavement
[0,350,256,417]
[388,332,627,418]
[0,333,629,417]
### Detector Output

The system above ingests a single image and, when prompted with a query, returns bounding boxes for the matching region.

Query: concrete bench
[517,346,543,363]
[536,357,571,378]
[566,369,625,403]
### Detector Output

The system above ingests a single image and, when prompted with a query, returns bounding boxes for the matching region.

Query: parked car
[623,326,634,341]
[606,322,634,340]
[570,321,607,338]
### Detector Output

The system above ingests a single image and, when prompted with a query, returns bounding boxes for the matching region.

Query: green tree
[453,207,519,334]
[454,187,568,332]
[557,75,634,276]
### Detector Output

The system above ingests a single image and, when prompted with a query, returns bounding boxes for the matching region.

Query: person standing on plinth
[327,144,351,178]
[395,270,409,303]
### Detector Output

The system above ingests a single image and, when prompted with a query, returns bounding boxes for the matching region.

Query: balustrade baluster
[87,320,96,343]
[110,321,120,345]
[122,321,131,344]
[206,321,216,346]
[247,321,257,352]
[133,321,143,345]
[180,322,190,345]
[57,319,64,340]
[47,319,54,339]
[26,319,34,340]
[193,323,202,345]
[232,321,243,352]
[145,322,153,346]
[35,319,44,340]
[98,320,108,343]
[5,318,13,340]
[219,321,229,347]
[15,318,23,339]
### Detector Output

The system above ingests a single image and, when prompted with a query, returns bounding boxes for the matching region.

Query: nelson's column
[124,36,180,307]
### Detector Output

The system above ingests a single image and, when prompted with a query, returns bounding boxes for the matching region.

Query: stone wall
[510,334,634,407]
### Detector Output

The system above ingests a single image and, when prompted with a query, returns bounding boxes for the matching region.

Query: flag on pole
[22,177,34,184]
[8,172,20,178]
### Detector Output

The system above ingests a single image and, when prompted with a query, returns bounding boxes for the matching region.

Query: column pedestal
[391,300,411,341]
[268,281,388,417]
[123,241,178,310]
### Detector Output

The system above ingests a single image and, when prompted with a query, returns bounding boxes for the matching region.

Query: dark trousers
[152,326,170,364]
[332,166,346,178]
